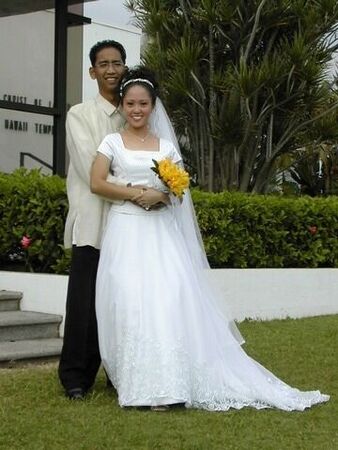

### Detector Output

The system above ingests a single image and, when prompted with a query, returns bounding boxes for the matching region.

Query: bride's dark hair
[119,66,160,105]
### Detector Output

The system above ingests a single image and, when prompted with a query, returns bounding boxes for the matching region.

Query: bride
[90,67,329,412]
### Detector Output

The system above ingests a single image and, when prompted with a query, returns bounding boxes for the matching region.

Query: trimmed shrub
[0,169,69,273]
[0,170,337,273]
[192,190,338,268]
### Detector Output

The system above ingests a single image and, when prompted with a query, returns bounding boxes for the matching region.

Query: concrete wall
[207,268,338,321]
[1,269,337,337]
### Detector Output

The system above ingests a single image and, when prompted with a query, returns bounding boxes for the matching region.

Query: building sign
[4,119,28,132]
[2,93,55,135]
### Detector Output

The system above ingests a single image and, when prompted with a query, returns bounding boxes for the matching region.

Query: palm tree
[126,0,338,193]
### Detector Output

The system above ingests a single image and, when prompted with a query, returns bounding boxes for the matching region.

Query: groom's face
[89,47,126,99]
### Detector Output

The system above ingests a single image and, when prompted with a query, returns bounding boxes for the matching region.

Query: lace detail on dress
[102,332,329,411]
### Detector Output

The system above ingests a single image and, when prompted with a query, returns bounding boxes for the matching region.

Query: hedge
[0,169,337,273]
[0,169,69,274]
[192,190,338,268]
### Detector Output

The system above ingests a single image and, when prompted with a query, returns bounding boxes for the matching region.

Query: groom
[58,40,127,399]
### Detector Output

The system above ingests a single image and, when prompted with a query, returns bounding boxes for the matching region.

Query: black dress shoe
[66,387,87,400]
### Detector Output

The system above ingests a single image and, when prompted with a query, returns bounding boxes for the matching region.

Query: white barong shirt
[64,94,125,249]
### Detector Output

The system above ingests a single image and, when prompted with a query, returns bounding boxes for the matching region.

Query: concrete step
[0,338,63,364]
[0,311,62,342]
[0,290,22,312]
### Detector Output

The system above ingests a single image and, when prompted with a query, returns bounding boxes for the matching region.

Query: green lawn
[0,315,337,450]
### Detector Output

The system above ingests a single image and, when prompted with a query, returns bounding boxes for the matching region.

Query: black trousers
[58,245,101,391]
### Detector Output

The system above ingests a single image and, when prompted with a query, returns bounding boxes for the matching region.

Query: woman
[90,67,329,411]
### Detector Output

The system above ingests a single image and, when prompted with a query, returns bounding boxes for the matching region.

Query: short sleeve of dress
[97,133,118,161]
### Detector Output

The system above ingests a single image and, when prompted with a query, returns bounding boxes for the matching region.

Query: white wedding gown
[96,133,329,411]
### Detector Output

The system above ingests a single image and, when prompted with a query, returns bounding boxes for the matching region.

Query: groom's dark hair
[89,40,127,66]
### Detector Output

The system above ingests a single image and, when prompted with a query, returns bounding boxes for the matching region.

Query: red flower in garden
[21,235,32,249]
[308,226,318,236]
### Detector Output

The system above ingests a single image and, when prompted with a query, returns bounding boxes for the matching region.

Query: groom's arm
[66,106,127,198]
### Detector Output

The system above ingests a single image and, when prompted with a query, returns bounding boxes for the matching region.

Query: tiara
[120,78,154,96]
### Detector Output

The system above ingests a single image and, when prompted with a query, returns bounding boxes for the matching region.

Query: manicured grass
[0,315,337,450]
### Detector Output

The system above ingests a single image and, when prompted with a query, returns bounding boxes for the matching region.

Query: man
[58,40,127,399]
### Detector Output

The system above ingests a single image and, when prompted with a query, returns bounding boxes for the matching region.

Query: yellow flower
[151,158,190,198]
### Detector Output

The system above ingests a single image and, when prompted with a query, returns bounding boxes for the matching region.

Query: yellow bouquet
[151,158,190,199]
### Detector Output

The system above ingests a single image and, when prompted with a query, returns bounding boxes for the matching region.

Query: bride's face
[122,85,154,130]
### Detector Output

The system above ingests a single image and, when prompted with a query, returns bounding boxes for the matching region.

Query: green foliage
[288,142,338,196]
[127,0,338,193]
[192,190,338,267]
[0,169,69,274]
[0,170,337,272]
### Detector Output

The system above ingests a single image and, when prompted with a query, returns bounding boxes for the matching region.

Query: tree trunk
[208,25,216,191]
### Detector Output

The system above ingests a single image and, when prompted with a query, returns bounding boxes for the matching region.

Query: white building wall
[0,10,141,174]
[0,11,54,174]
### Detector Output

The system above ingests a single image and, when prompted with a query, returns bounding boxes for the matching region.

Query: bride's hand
[132,188,169,209]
